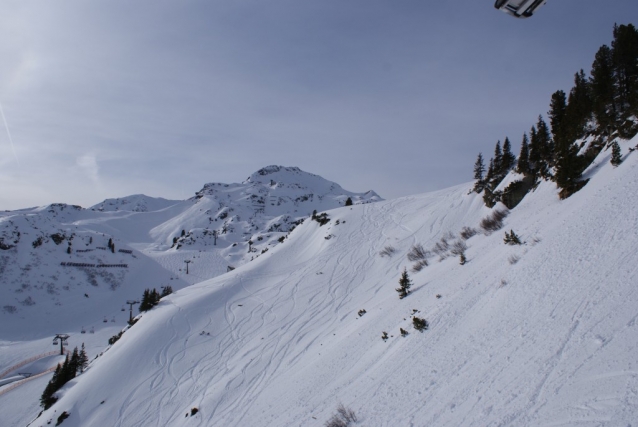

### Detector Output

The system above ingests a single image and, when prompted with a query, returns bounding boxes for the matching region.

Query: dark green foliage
[312,212,330,226]
[40,345,87,409]
[160,285,173,297]
[472,153,486,193]
[108,331,124,345]
[501,137,516,175]
[32,237,44,248]
[344,197,353,206]
[78,343,89,373]
[40,364,62,409]
[381,331,388,341]
[611,141,623,166]
[67,246,71,254]
[400,328,408,337]
[612,24,638,132]
[501,177,534,210]
[516,133,531,175]
[504,230,522,245]
[412,316,428,332]
[51,234,66,245]
[191,407,199,416]
[591,44,617,133]
[56,411,69,426]
[139,288,162,312]
[395,269,412,299]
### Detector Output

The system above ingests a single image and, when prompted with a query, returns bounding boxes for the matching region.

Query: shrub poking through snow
[325,403,357,427]
[413,316,428,331]
[190,407,199,416]
[460,226,477,240]
[395,269,412,299]
[459,253,467,265]
[407,244,429,262]
[400,328,409,337]
[503,230,522,245]
[381,331,388,341]
[379,246,396,257]
[357,309,366,317]
[412,260,429,272]
[480,209,509,233]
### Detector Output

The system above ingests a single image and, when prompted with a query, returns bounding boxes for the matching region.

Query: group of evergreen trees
[139,286,173,312]
[473,23,638,205]
[40,344,89,409]
[107,238,115,254]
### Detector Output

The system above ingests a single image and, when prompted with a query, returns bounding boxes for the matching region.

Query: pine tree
[345,197,353,206]
[516,133,531,175]
[501,137,516,174]
[161,285,173,297]
[610,141,623,166]
[548,90,568,146]
[564,70,592,143]
[69,347,80,376]
[493,140,503,180]
[395,269,412,299]
[472,153,485,193]
[78,343,89,373]
[590,44,617,133]
[40,364,62,409]
[612,24,638,121]
[139,289,151,312]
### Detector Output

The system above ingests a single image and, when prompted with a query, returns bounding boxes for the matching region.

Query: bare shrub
[460,226,477,240]
[480,209,509,234]
[407,244,429,261]
[450,240,468,256]
[379,246,396,257]
[325,403,357,427]
[412,260,429,272]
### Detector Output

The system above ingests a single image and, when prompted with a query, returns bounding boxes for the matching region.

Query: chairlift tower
[126,300,139,323]
[184,260,191,274]
[52,334,70,355]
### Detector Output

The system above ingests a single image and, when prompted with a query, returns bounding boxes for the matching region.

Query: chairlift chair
[81,327,86,334]
[53,340,58,345]
[103,317,107,323]
[494,0,547,18]
[111,317,115,323]
[121,306,125,312]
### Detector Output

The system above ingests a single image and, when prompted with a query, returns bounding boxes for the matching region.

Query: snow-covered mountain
[2,139,636,426]
[0,166,381,341]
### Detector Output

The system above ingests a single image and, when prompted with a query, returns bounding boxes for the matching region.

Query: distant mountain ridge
[0,166,382,338]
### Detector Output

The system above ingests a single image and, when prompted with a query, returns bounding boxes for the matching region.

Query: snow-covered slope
[19,137,638,426]
[0,166,380,340]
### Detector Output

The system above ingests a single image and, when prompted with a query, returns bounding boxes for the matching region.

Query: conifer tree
[610,141,623,166]
[501,137,516,174]
[78,343,89,373]
[395,269,412,299]
[612,24,638,120]
[493,141,503,180]
[139,289,152,312]
[345,197,353,206]
[564,70,593,143]
[473,153,485,192]
[40,364,62,409]
[590,44,617,133]
[548,90,568,145]
[516,133,531,175]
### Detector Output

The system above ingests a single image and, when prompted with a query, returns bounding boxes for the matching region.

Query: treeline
[40,345,89,409]
[139,286,173,312]
[473,23,638,206]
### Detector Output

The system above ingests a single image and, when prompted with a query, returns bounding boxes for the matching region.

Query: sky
[0,0,636,210]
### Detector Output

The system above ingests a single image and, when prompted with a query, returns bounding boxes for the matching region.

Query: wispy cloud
[76,154,99,183]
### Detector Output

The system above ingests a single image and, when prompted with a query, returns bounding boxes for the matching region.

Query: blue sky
[1,0,636,209]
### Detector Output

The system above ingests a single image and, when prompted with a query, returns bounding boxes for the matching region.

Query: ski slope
[22,136,638,426]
